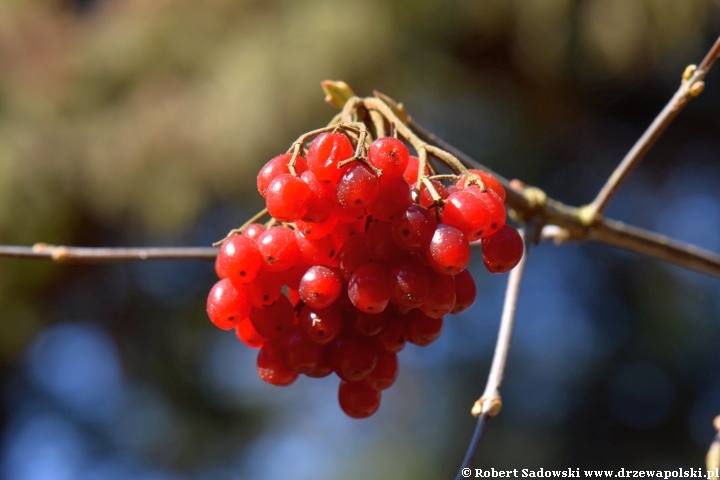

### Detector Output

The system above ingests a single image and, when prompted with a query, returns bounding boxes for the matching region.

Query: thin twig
[0,245,218,262]
[455,224,532,478]
[586,35,720,219]
[707,416,720,471]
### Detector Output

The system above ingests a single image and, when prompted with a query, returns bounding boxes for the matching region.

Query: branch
[455,225,532,479]
[0,244,218,262]
[586,35,720,219]
[708,416,720,471]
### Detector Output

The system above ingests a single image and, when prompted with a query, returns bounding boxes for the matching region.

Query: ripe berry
[467,187,506,237]
[280,325,324,374]
[299,170,335,223]
[215,235,262,283]
[265,174,312,222]
[235,317,266,349]
[405,309,443,346]
[249,294,295,340]
[306,133,354,185]
[257,153,307,197]
[367,137,409,179]
[365,221,403,262]
[391,204,437,252]
[350,309,387,336]
[419,272,456,318]
[376,312,408,353]
[298,265,342,309]
[257,226,300,272]
[257,340,298,386]
[297,304,343,345]
[419,179,448,208]
[363,350,398,390]
[305,346,333,378]
[348,263,392,314]
[459,169,506,201]
[295,216,339,240]
[426,224,471,275]
[389,261,430,308]
[338,380,381,419]
[206,279,251,330]
[294,231,339,266]
[336,164,380,208]
[368,175,412,221]
[481,224,524,273]
[245,270,283,307]
[331,334,378,382]
[243,223,266,241]
[441,188,491,241]
[336,233,371,280]
[451,269,477,314]
[403,155,429,186]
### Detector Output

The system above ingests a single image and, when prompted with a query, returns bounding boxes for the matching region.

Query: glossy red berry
[294,231,339,266]
[350,309,387,336]
[244,270,283,308]
[365,221,403,262]
[306,133,354,185]
[419,272,456,319]
[367,137,409,179]
[451,269,477,314]
[441,188,491,241]
[215,235,262,283]
[257,153,307,198]
[368,175,413,221]
[298,265,342,309]
[280,325,324,374]
[467,186,506,237]
[235,317,266,349]
[299,170,335,223]
[243,223,266,241]
[363,350,398,390]
[297,305,343,345]
[419,179,448,208]
[459,169,506,201]
[256,226,299,272]
[403,155,429,186]
[336,233,371,280]
[338,380,381,419]
[389,261,430,309]
[249,294,296,340]
[305,346,333,378]
[295,216,339,240]
[391,204,437,252]
[265,174,312,222]
[376,312,408,353]
[405,309,443,346]
[481,224,524,273]
[426,224,471,275]
[336,164,380,208]
[331,334,378,382]
[207,279,250,330]
[348,263,392,314]
[257,340,297,386]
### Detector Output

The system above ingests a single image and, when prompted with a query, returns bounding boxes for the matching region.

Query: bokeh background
[2,0,720,478]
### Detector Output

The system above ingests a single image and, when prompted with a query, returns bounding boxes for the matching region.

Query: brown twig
[584,35,720,221]
[455,224,533,479]
[0,244,218,262]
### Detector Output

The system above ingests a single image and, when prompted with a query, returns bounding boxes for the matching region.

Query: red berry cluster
[206,131,524,418]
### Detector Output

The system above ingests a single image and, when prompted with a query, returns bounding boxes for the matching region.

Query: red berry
[257,340,297,386]
[405,309,443,346]
[235,317,266,349]
[403,155,430,186]
[280,325,324,374]
[481,224,524,273]
[249,294,296,340]
[306,133,354,185]
[363,349,398,390]
[294,231,339,266]
[459,169,506,201]
[426,224,471,275]
[331,334,378,382]
[419,179,448,208]
[297,304,343,345]
[348,263,392,314]
[389,260,430,308]
[367,175,412,221]
[367,137,409,179]
[244,270,283,308]
[336,233,371,280]
[295,216,339,240]
[257,153,307,197]
[419,272,456,318]
[299,170,335,223]
[336,164,380,208]
[392,204,437,252]
[441,188,491,241]
[283,262,310,291]
[257,226,299,272]
[467,187,506,237]
[298,265,342,309]
[365,221,403,262]
[376,312,408,353]
[350,309,387,336]
[243,223,266,241]
[206,279,250,330]
[451,269,477,314]
[338,380,381,419]
[265,174,312,222]
[334,202,367,223]
[215,235,262,283]
[305,346,333,378]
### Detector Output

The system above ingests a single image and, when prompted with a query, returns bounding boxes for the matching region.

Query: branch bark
[0,244,218,262]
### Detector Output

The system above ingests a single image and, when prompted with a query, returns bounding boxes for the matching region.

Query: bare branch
[455,225,532,478]
[587,35,720,219]
[707,416,720,471]
[0,244,218,263]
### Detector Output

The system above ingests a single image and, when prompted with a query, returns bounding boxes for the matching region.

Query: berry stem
[420,176,444,205]
[456,223,533,477]
[213,208,270,246]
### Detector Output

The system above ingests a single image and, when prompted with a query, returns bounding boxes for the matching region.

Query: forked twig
[455,224,533,479]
